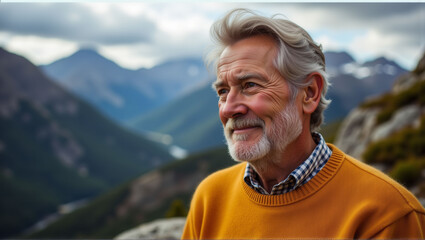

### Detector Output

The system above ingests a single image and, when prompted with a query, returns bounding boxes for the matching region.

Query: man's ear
[302,72,324,114]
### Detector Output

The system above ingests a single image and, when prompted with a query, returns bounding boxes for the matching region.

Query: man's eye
[217,89,229,96]
[244,82,257,88]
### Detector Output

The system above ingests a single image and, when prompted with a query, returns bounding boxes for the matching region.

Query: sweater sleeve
[371,210,425,239]
[181,179,206,240]
[181,208,198,239]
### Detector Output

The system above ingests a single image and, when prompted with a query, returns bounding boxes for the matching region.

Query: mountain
[128,80,224,152]
[324,51,355,68]
[137,57,210,98]
[0,48,173,238]
[41,49,209,123]
[26,146,235,239]
[324,51,407,121]
[129,51,406,152]
[335,51,425,202]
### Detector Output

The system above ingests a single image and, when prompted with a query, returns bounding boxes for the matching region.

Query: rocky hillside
[335,51,425,201]
[0,48,172,238]
[114,217,185,240]
[26,147,234,239]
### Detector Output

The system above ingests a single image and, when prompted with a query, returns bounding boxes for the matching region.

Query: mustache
[225,116,265,131]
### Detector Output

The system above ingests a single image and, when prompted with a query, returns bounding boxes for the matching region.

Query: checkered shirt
[243,132,332,195]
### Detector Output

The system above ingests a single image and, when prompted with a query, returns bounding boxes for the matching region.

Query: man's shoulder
[194,162,246,196]
[200,162,245,186]
[334,147,425,213]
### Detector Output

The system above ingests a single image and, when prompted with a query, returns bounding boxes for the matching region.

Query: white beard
[224,103,302,166]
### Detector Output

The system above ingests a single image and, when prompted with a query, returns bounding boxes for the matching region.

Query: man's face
[214,35,302,162]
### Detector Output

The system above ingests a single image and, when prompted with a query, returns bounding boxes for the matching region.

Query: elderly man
[182,8,425,239]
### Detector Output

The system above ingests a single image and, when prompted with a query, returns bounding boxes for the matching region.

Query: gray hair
[206,8,331,131]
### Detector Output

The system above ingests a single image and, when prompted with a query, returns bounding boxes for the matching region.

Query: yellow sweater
[182,144,425,239]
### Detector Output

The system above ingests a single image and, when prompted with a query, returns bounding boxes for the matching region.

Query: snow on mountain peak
[340,62,398,79]
[341,62,371,78]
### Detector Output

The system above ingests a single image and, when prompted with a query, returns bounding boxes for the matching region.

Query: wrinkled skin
[213,35,322,191]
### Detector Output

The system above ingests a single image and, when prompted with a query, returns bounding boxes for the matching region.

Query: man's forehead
[214,68,245,84]
[217,39,277,74]
[218,45,275,66]
[217,53,259,70]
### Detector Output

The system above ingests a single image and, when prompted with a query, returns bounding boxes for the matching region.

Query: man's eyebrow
[237,73,266,82]
[212,73,266,90]
[212,80,225,90]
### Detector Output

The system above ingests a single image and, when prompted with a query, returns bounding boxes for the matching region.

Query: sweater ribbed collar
[244,133,332,195]
[241,144,344,206]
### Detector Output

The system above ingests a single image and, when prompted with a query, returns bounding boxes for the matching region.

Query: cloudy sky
[0,2,423,70]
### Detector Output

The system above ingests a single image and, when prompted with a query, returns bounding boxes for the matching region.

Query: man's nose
[220,90,248,119]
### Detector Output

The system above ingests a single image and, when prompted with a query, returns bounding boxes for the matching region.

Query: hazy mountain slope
[41,49,209,123]
[137,58,209,98]
[324,51,355,67]
[28,146,234,239]
[0,48,172,237]
[128,81,224,152]
[40,49,160,122]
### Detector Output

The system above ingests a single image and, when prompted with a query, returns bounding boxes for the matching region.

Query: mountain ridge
[0,48,173,238]
[41,49,210,122]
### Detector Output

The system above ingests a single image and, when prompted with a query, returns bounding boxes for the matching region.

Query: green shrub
[361,80,425,125]
[165,199,188,218]
[364,115,425,188]
[390,159,424,187]
[375,109,394,125]
[320,119,344,143]
[363,130,407,165]
[360,93,392,109]
[363,115,425,165]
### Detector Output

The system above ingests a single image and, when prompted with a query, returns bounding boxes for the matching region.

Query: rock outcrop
[114,217,186,240]
[335,52,425,160]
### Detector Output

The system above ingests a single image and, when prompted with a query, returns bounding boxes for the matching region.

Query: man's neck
[249,132,317,193]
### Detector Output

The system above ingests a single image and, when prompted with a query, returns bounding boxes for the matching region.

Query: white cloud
[0,33,78,65]
[96,2,218,68]
[315,35,345,53]
[276,3,424,69]
[347,21,424,69]
[0,2,423,70]
[99,44,160,69]
[0,3,156,45]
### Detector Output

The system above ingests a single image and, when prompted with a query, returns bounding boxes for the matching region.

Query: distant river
[23,198,89,235]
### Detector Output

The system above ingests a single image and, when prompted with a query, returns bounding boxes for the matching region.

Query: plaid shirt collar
[243,132,332,195]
